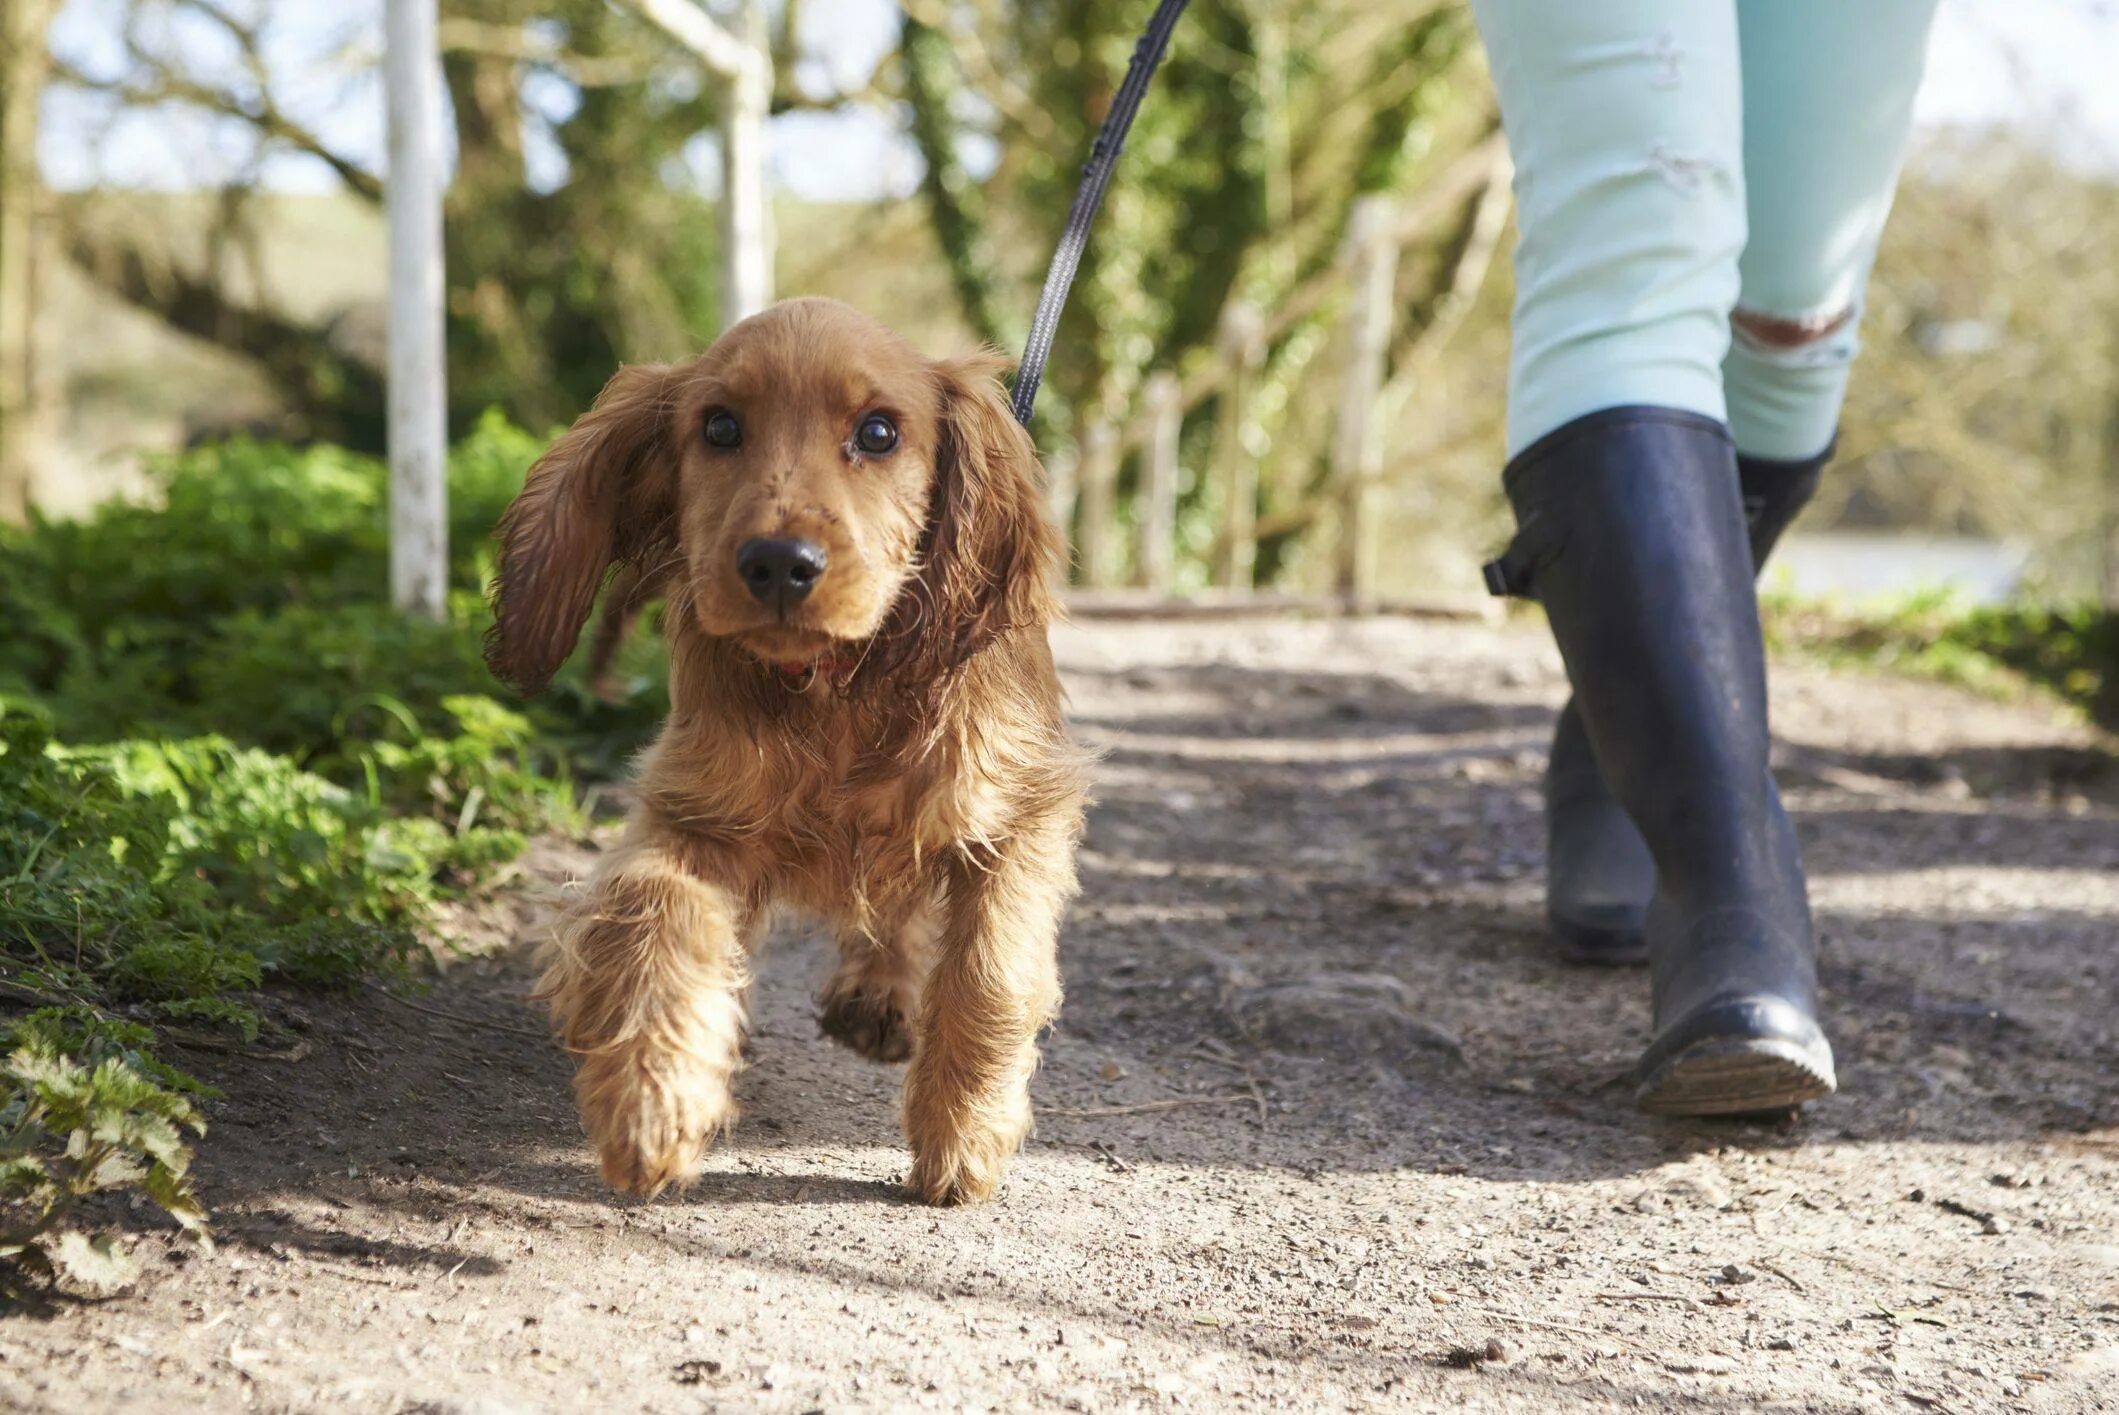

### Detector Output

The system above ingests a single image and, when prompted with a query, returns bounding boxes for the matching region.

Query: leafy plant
[1,1016,208,1298]
[1763,591,2119,732]
[0,417,671,1295]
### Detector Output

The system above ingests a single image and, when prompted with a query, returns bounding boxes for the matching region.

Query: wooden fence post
[1210,302,1266,590]
[1138,372,1182,594]
[1043,443,1078,565]
[1332,194,1398,605]
[1076,421,1121,587]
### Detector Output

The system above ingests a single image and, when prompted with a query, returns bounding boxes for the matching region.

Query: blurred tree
[898,0,1497,583]
[1836,134,2119,603]
[0,0,62,521]
[48,0,879,446]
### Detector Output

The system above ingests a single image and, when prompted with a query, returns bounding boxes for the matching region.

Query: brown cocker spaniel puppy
[486,298,1087,1206]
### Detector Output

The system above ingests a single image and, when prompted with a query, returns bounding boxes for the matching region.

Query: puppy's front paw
[574,1048,738,1197]
[904,1089,1032,1206]
[817,984,913,1064]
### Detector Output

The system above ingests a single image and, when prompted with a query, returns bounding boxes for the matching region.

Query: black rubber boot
[1484,408,1836,1115]
[1542,444,1829,964]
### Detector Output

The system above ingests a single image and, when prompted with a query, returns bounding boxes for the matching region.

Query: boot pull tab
[1481,508,1559,600]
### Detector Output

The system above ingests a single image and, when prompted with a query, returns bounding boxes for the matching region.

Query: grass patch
[1762,588,2119,733]
[0,417,661,1297]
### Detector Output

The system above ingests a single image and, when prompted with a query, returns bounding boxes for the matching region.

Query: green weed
[1763,589,2118,731]
[0,415,662,1296]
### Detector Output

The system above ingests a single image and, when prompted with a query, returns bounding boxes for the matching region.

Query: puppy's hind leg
[902,824,1072,1206]
[537,826,755,1196]
[818,897,937,1064]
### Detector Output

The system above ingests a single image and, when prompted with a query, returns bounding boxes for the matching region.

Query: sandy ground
[4,615,2116,1413]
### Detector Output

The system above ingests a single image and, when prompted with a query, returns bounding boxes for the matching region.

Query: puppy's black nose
[737,537,828,606]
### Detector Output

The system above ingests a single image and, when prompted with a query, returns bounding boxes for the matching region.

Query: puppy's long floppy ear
[859,351,1064,690]
[486,363,680,695]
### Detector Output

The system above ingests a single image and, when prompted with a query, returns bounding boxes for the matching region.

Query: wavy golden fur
[487,298,1087,1205]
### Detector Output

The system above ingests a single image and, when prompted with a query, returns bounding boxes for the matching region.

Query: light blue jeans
[1469,0,1940,460]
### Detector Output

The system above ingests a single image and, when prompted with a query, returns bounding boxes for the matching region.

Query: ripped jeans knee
[1731,304,1856,355]
[1723,302,1861,461]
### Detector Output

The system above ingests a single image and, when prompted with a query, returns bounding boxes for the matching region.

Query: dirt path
[7,616,2117,1413]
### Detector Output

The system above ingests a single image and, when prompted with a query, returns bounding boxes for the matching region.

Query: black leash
[1010,0,1193,428]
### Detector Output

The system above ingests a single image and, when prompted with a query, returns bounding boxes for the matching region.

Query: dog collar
[770,653,852,681]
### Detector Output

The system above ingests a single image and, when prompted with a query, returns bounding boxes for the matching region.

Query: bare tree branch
[435,18,654,88]
[50,55,383,205]
[772,55,892,115]
[901,0,1055,145]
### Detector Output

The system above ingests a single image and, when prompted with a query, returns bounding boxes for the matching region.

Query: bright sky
[40,0,2119,201]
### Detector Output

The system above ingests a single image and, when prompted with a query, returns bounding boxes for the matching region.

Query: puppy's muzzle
[737,537,828,610]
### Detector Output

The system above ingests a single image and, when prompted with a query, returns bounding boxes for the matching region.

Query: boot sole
[1635,1036,1836,1117]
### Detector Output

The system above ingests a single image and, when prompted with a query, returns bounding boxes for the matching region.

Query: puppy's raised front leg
[902,825,1071,1205]
[818,897,938,1064]
[538,827,753,1196]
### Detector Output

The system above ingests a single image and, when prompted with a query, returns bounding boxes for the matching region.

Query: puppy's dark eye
[704,411,742,449]
[853,413,898,456]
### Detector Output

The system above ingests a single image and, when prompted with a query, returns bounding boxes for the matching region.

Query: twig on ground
[1595,1291,1698,1306]
[362,981,549,1040]
[1042,1094,1257,1119]
[1173,1042,1271,1125]
[1462,1304,1633,1348]
[1088,1140,1135,1174]
[1807,1249,1977,1296]
[307,1261,419,1291]
[1756,1259,1807,1294]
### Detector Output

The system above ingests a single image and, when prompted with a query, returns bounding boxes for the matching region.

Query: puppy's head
[485,298,1060,695]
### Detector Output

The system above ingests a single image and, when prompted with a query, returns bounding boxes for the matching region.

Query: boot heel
[1634,993,1837,1116]
[1635,1035,1836,1116]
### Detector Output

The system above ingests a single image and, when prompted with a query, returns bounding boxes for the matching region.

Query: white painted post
[384,0,449,620]
[1332,195,1398,604]
[720,0,773,327]
[625,0,774,330]
[1138,372,1182,595]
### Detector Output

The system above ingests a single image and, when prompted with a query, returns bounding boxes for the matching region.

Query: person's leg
[1470,0,1745,456]
[1544,0,1945,967]
[1472,0,1833,1111]
[1725,0,1941,465]
[1471,0,1747,961]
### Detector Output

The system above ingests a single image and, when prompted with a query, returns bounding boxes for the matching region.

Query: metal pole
[385,0,449,620]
